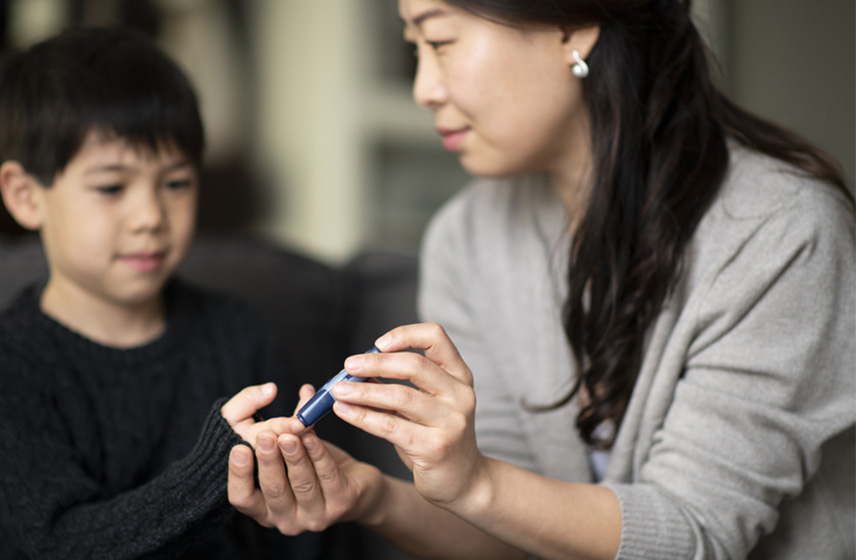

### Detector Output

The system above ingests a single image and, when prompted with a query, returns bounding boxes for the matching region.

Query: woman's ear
[0,161,46,231]
[561,25,601,67]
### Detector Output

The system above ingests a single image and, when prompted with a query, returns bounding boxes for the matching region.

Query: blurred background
[0,0,853,263]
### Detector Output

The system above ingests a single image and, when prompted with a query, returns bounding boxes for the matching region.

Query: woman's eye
[427,40,451,50]
[412,40,451,58]
[95,185,123,195]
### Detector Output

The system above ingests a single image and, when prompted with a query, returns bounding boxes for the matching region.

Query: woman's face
[399,0,591,179]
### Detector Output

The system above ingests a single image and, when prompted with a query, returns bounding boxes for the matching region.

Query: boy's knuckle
[276,522,299,536]
[292,479,318,496]
[317,468,338,484]
[306,518,327,533]
[264,483,287,500]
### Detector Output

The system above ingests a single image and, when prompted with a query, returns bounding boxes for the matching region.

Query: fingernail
[334,401,351,415]
[344,355,364,372]
[302,435,317,452]
[261,382,275,395]
[375,333,392,350]
[333,381,353,397]
[280,439,298,455]
[258,436,274,453]
[232,448,249,466]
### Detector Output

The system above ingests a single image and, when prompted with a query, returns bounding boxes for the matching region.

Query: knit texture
[0,279,288,559]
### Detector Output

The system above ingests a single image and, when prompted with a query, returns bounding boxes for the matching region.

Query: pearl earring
[572,49,589,78]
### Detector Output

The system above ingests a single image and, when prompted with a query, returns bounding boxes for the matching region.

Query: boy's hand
[228,427,385,535]
[227,382,385,535]
[221,383,302,445]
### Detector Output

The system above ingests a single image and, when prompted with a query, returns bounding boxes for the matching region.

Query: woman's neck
[548,107,595,232]
[550,145,594,233]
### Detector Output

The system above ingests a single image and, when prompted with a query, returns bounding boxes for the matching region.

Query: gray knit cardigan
[418,145,855,559]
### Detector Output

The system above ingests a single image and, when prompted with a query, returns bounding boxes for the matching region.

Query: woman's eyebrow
[402,8,448,29]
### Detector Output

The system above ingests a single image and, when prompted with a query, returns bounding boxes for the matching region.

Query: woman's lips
[118,252,166,272]
[437,128,469,151]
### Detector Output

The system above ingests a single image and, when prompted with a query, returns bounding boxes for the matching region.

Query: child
[0,26,314,558]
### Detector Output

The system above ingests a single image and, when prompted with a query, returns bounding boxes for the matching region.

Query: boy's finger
[264,416,308,436]
[227,445,269,522]
[279,433,325,514]
[221,383,277,426]
[256,431,297,516]
[291,384,317,416]
[301,432,347,497]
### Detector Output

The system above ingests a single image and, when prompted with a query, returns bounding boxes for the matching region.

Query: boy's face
[37,131,198,310]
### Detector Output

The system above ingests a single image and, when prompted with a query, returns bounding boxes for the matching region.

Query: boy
[0,26,313,558]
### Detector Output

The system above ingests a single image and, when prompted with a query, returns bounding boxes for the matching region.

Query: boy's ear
[0,161,46,231]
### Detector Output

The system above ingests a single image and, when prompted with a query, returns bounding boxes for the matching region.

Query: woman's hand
[227,384,385,535]
[330,323,487,511]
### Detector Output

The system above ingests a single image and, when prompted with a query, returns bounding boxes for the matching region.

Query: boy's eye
[165,179,193,190]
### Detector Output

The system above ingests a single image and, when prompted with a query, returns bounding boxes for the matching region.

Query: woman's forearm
[365,459,620,560]
[459,458,622,560]
[363,474,527,560]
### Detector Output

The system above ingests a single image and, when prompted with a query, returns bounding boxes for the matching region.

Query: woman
[228,1,855,558]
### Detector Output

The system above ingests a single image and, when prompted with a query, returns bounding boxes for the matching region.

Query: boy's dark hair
[0,25,205,186]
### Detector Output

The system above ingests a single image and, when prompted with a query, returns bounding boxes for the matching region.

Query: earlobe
[0,161,46,231]
[561,25,601,70]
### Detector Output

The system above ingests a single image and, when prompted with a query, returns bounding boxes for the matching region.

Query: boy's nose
[129,190,167,232]
[412,51,447,110]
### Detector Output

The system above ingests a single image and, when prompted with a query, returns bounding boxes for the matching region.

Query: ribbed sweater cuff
[161,398,245,517]
[602,482,696,560]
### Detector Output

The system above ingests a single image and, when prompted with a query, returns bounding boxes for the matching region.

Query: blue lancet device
[296,346,380,427]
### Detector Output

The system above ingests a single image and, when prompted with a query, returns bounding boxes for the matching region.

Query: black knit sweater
[0,279,297,559]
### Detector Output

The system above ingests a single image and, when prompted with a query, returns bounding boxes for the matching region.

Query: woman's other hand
[331,323,486,511]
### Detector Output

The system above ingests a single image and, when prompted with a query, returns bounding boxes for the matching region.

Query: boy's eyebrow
[83,160,193,175]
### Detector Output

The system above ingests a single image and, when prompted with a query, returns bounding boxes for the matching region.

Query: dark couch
[0,233,419,559]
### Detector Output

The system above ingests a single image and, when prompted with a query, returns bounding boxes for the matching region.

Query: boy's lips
[117,251,167,272]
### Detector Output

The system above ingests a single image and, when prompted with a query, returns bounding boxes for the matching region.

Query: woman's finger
[332,378,446,427]
[342,348,463,397]
[332,400,433,453]
[375,323,472,385]
[221,383,277,426]
[227,445,270,524]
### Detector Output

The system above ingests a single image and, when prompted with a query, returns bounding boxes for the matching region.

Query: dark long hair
[446,0,852,447]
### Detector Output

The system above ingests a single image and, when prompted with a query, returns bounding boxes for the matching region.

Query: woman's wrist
[442,454,497,519]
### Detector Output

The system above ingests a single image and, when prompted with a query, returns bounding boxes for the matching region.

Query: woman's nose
[412,50,447,109]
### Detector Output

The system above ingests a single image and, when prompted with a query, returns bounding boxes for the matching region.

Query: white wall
[727,0,855,186]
